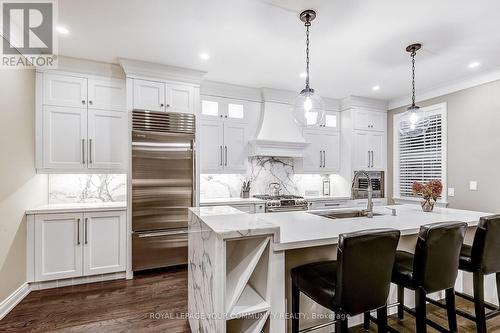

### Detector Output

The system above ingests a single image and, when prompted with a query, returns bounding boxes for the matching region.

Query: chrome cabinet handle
[89,100,93,105]
[323,151,326,168]
[368,151,370,168]
[82,139,85,164]
[320,151,322,167]
[77,218,80,245]
[89,139,93,164]
[370,151,374,168]
[81,100,86,105]
[84,217,88,244]
[220,146,223,166]
[224,146,228,166]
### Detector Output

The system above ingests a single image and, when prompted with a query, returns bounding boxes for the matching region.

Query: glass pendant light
[399,43,430,137]
[294,10,324,126]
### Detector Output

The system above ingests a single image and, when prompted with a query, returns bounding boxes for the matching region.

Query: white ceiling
[58,0,500,101]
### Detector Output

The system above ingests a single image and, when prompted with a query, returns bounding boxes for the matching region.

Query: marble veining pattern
[200,157,335,199]
[49,174,126,204]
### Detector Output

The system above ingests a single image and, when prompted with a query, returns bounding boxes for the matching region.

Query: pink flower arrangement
[412,180,443,201]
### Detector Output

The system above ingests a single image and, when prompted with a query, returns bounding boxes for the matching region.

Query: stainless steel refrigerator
[131,110,195,271]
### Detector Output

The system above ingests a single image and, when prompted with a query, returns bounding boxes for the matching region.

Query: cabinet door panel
[43,74,87,108]
[87,109,127,170]
[369,132,384,170]
[299,129,322,172]
[35,213,83,281]
[353,131,370,170]
[88,78,126,111]
[223,122,247,172]
[83,211,126,275]
[323,131,340,172]
[166,83,194,114]
[199,119,224,172]
[133,79,165,111]
[42,106,87,169]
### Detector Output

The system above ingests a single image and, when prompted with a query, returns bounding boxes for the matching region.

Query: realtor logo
[1,0,58,68]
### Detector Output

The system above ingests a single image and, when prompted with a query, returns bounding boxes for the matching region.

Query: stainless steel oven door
[266,205,309,213]
[132,229,188,271]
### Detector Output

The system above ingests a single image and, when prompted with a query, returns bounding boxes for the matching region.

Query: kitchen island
[187,204,489,333]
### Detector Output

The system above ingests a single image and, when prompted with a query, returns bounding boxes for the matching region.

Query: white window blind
[394,103,447,200]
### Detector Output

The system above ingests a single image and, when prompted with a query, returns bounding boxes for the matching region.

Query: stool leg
[292,282,300,333]
[340,315,348,333]
[363,311,370,330]
[445,288,457,333]
[415,288,427,333]
[473,271,487,333]
[377,306,388,333]
[335,312,342,333]
[397,285,405,320]
[497,272,500,309]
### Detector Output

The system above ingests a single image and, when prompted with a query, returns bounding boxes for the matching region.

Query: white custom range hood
[249,101,309,157]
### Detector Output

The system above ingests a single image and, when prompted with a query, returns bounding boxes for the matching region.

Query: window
[393,103,447,202]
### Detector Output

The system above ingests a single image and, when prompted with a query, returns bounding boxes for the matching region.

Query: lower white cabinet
[32,210,126,282]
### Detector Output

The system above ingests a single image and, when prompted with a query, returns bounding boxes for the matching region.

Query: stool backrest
[471,214,500,274]
[335,228,400,316]
[413,222,467,293]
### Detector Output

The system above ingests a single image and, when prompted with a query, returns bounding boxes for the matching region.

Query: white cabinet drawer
[309,201,350,210]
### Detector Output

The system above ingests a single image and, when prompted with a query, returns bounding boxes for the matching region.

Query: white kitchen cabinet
[353,130,385,170]
[34,213,83,281]
[199,98,249,173]
[295,128,340,173]
[43,73,87,108]
[133,79,165,111]
[223,121,247,172]
[322,131,340,172]
[353,110,385,131]
[88,78,126,111]
[199,119,224,172]
[166,83,194,113]
[87,109,127,170]
[31,210,126,282]
[83,211,126,276]
[42,105,87,170]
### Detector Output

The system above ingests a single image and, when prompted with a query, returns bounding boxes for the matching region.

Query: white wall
[0,68,47,303]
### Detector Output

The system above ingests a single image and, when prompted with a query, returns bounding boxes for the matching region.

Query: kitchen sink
[309,209,383,219]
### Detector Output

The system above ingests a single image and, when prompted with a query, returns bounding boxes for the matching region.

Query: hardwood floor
[0,266,498,332]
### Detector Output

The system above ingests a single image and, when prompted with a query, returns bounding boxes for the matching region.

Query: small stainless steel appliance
[351,170,384,199]
[253,194,308,213]
[132,110,195,271]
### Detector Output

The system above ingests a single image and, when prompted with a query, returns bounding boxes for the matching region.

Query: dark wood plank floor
[0,266,498,332]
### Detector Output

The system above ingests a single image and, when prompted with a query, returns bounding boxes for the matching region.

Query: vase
[421,199,435,212]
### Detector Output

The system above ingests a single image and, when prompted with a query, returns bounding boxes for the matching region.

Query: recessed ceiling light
[299,72,307,78]
[468,61,480,69]
[372,85,380,91]
[199,53,210,60]
[57,26,69,35]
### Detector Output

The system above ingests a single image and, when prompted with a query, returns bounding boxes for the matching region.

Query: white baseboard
[0,283,31,321]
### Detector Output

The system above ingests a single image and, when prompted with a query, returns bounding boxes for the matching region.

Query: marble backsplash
[200,157,345,199]
[49,174,127,204]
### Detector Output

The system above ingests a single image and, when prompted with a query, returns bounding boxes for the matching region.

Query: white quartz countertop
[189,204,490,251]
[199,197,265,206]
[26,202,127,214]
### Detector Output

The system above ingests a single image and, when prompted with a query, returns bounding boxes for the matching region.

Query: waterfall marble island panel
[187,205,489,333]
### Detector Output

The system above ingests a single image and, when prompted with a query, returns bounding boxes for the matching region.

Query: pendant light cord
[305,16,311,90]
[411,50,416,107]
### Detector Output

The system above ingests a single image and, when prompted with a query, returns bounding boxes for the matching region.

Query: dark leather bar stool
[429,215,500,333]
[291,229,400,333]
[385,222,467,333]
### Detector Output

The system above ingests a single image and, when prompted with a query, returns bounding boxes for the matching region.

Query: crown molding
[201,80,262,102]
[388,68,500,110]
[118,58,206,84]
[341,95,388,112]
[37,55,125,78]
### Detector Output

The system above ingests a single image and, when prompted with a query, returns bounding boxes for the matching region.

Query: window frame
[392,102,448,205]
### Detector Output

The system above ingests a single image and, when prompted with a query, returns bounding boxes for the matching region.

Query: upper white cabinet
[31,210,126,282]
[132,79,195,114]
[37,71,127,172]
[352,127,386,170]
[353,109,385,131]
[43,74,87,108]
[133,79,165,111]
[295,126,340,173]
[87,109,127,170]
[88,78,126,111]
[199,97,250,173]
[42,105,87,170]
